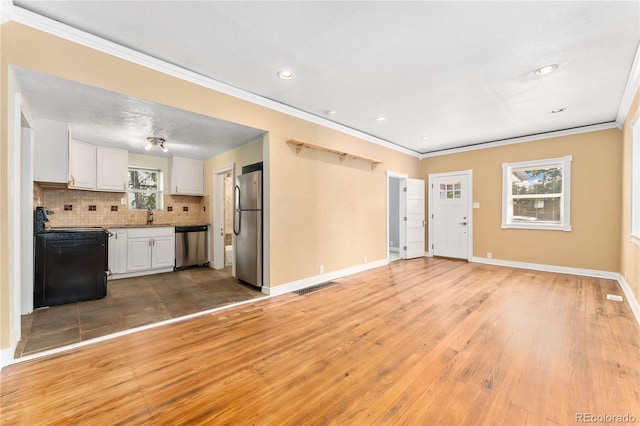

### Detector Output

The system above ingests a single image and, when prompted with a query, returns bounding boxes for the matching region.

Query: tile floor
[16,266,264,358]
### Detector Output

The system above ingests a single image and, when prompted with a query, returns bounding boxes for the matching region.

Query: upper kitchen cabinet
[69,139,128,192]
[97,147,128,191]
[33,118,69,183]
[68,139,96,189]
[170,157,204,195]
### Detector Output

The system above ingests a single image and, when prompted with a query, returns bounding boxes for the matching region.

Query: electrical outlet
[319,265,324,274]
[363,256,367,264]
[487,252,492,259]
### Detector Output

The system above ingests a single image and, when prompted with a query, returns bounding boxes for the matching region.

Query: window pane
[129,170,158,190]
[512,197,561,222]
[129,192,157,210]
[511,167,562,196]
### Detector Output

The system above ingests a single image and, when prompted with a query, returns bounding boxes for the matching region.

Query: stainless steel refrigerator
[234,170,262,287]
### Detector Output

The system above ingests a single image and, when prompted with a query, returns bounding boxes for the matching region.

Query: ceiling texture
[7,1,640,159]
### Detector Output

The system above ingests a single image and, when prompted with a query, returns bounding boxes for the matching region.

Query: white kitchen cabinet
[126,227,175,273]
[170,157,204,195]
[33,118,69,183]
[151,235,175,268]
[97,147,128,191]
[68,139,128,192]
[107,229,128,274]
[68,139,96,189]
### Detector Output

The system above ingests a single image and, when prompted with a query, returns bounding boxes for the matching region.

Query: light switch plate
[473,202,480,208]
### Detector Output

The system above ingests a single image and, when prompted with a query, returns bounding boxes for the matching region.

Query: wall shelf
[286,139,382,170]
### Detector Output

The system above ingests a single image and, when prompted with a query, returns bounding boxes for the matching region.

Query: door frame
[387,170,408,262]
[427,169,473,261]
[213,164,235,272]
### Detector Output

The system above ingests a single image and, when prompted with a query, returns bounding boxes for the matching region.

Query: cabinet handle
[123,183,126,190]
[175,186,178,193]
[152,238,155,246]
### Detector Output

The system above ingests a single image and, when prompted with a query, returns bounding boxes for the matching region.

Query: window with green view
[128,167,163,210]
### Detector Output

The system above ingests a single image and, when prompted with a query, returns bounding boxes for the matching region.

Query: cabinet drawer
[127,227,175,238]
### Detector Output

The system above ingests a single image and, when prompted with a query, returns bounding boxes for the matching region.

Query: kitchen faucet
[146,206,154,225]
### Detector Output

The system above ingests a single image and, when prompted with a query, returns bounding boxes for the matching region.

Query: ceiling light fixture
[325,110,336,116]
[375,115,387,122]
[551,107,566,114]
[277,69,294,80]
[145,137,168,152]
[421,136,430,141]
[535,64,559,75]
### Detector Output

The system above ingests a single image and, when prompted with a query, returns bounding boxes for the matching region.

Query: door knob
[459,222,467,225]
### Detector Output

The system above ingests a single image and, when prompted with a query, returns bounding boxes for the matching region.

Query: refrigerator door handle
[233,185,241,235]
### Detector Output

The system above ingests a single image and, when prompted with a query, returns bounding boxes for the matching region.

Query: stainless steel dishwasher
[175,225,209,269]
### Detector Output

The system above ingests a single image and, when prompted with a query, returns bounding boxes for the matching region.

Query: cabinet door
[152,236,175,268]
[127,238,152,271]
[33,118,69,183]
[171,157,204,195]
[97,147,128,192]
[68,139,96,189]
[108,230,128,274]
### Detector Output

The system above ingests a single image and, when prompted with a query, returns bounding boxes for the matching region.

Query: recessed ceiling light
[375,116,387,122]
[421,136,430,141]
[325,110,336,116]
[551,107,566,113]
[535,64,559,75]
[277,69,294,80]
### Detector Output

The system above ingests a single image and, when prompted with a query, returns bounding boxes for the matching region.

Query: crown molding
[9,5,422,159]
[0,0,13,24]
[616,42,640,128]
[420,122,618,159]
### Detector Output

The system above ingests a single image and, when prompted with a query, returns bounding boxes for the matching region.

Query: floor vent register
[294,281,337,295]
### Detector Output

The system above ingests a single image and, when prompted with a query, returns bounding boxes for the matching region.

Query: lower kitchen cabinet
[108,227,175,278]
[107,229,128,274]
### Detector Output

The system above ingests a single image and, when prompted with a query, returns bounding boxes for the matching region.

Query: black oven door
[34,230,108,308]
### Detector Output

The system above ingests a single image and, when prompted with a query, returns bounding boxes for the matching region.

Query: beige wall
[421,128,622,272]
[620,88,640,306]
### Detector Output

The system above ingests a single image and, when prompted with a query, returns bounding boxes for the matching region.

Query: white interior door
[430,172,471,259]
[405,178,425,259]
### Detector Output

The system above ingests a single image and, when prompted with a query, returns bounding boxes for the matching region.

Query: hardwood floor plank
[2,258,639,425]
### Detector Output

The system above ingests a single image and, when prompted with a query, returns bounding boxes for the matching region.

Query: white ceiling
[9,1,640,156]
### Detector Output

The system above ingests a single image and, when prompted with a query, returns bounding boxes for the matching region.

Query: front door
[430,172,471,259]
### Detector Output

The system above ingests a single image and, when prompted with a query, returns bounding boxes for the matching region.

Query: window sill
[502,223,571,231]
[631,235,640,247]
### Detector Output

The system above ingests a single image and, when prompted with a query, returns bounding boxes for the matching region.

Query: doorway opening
[388,176,403,262]
[213,164,236,273]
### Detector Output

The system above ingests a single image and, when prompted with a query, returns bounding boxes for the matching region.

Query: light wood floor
[1,258,639,425]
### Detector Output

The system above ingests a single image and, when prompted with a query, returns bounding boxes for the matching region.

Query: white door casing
[386,171,408,262]
[405,178,426,259]
[429,170,473,260]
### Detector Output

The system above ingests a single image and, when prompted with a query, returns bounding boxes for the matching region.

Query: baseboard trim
[265,259,389,296]
[471,256,640,327]
[616,274,640,327]
[1,346,15,370]
[471,256,619,280]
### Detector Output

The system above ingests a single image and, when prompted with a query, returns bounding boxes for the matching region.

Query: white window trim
[631,119,640,245]
[501,156,572,231]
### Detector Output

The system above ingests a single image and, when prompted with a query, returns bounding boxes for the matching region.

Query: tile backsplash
[39,187,209,227]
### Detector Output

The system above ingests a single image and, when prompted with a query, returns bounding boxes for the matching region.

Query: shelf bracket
[295,144,303,154]
[339,153,346,163]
